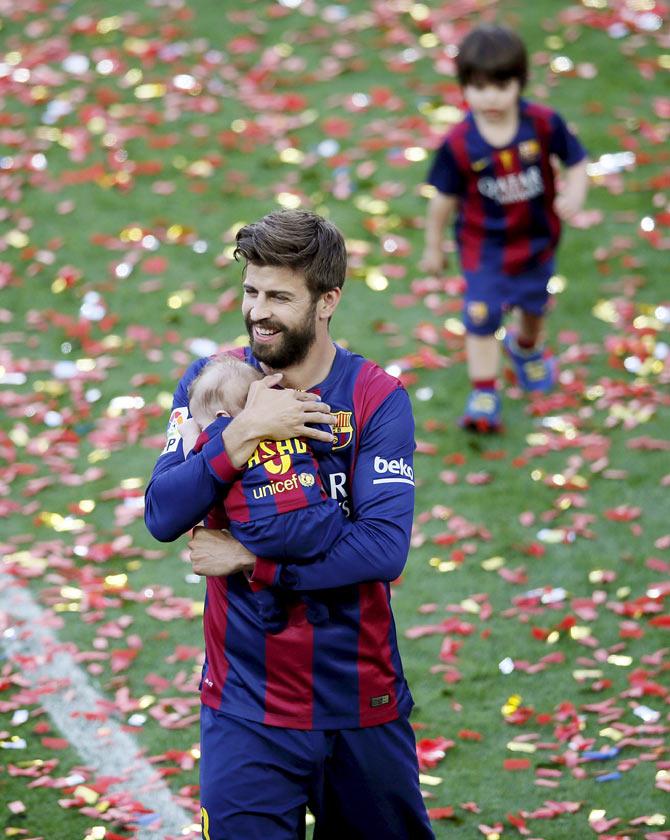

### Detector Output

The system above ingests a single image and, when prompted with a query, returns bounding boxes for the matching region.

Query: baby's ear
[215,410,231,418]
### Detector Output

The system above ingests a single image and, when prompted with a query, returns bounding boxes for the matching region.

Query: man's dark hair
[456,24,528,89]
[233,209,347,300]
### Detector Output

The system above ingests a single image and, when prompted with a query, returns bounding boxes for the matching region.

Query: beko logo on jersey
[373,456,414,485]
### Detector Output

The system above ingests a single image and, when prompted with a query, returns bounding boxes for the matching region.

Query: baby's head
[188,355,262,429]
[456,24,528,90]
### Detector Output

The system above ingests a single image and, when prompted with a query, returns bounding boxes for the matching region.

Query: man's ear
[319,288,341,320]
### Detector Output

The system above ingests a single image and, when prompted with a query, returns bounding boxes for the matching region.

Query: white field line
[0,571,196,840]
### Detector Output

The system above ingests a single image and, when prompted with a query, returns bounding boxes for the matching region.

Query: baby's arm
[554,158,589,221]
[178,418,202,457]
[420,192,459,274]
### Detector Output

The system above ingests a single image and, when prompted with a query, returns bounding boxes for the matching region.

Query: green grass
[1,1,669,838]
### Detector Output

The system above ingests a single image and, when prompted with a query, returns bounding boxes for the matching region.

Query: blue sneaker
[503,333,556,392]
[459,389,502,433]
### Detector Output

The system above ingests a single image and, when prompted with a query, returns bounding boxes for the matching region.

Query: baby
[181,354,341,632]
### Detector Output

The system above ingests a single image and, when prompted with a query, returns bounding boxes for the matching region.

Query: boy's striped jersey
[428,99,587,276]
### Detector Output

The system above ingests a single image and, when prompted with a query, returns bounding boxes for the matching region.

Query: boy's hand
[178,418,202,457]
[554,191,583,221]
[419,248,445,275]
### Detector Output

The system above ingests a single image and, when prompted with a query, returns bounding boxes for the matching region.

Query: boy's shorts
[463,260,555,335]
[199,705,435,840]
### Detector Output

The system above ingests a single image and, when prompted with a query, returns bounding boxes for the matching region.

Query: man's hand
[223,373,336,467]
[188,526,255,577]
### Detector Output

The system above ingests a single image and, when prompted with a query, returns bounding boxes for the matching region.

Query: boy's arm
[554,158,590,221]
[420,192,459,274]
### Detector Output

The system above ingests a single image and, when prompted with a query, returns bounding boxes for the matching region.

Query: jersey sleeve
[549,111,587,167]
[253,387,415,591]
[427,139,465,196]
[144,360,243,542]
[231,498,343,562]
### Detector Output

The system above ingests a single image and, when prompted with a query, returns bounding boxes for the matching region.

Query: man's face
[241,264,319,369]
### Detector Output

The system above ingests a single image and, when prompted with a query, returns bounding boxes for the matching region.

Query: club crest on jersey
[331,410,354,450]
[298,472,315,488]
[471,157,489,172]
[161,406,188,455]
[518,139,540,161]
[467,300,489,325]
[248,438,307,475]
[498,149,514,171]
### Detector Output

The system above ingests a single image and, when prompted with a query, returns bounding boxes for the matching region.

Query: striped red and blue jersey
[145,344,416,730]
[427,99,587,276]
[190,419,342,562]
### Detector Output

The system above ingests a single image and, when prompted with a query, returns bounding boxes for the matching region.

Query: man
[145,209,435,840]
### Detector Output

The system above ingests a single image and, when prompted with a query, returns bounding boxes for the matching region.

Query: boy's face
[463,77,521,123]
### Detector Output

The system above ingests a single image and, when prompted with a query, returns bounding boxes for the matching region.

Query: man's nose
[250,296,271,321]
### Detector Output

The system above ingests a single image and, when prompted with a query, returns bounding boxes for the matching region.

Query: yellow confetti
[506,741,536,753]
[74,785,100,805]
[365,269,389,292]
[419,773,443,785]
[6,230,29,248]
[599,727,624,741]
[279,148,305,164]
[607,654,632,667]
[104,574,128,590]
[481,556,505,571]
[501,694,522,716]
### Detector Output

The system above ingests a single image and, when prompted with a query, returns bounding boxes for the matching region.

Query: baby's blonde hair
[188,355,262,426]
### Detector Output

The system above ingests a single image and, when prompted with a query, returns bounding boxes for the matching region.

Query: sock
[473,378,497,391]
[516,335,536,350]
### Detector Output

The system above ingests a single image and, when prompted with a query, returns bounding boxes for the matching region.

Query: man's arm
[188,390,414,584]
[252,386,416,591]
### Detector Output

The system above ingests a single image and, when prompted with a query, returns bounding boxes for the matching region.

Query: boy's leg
[503,267,556,392]
[311,717,435,840]
[466,332,500,381]
[516,309,544,348]
[460,271,504,432]
[200,705,325,840]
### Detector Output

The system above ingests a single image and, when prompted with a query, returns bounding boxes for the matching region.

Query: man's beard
[245,302,317,369]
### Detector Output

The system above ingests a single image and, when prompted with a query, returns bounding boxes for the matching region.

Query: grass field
[1,0,668,838]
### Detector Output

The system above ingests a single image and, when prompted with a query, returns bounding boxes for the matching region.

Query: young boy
[180,354,342,631]
[421,23,589,431]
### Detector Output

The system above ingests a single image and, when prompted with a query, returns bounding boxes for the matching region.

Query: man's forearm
[222,412,262,469]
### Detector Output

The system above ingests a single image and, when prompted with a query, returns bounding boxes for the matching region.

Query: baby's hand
[178,418,202,457]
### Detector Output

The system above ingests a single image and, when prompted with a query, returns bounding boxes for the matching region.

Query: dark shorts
[463,260,555,335]
[199,705,435,840]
